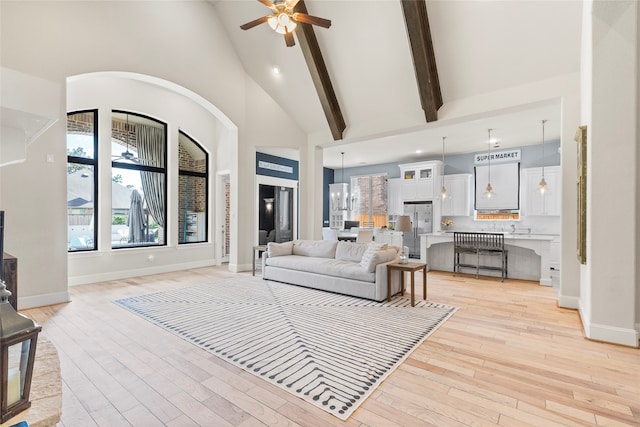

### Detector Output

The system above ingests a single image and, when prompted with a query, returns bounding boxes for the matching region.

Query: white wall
[637,1,640,336]
[229,77,306,272]
[0,1,307,306]
[581,0,639,346]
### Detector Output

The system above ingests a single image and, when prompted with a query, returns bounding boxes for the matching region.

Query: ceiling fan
[113,115,139,163]
[240,0,331,47]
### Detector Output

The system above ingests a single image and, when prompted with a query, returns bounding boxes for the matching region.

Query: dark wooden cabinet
[3,252,17,310]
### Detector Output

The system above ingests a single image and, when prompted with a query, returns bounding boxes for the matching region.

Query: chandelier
[332,152,355,211]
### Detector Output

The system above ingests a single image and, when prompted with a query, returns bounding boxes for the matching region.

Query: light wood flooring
[22,267,640,427]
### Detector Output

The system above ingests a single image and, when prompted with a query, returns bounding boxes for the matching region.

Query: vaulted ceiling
[211,0,582,168]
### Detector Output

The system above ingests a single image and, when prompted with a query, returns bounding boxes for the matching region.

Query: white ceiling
[211,0,582,168]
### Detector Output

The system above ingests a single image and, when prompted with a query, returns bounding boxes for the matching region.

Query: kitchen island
[420,232,558,286]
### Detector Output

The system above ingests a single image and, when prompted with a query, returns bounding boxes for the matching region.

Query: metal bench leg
[505,251,508,280]
[453,252,456,276]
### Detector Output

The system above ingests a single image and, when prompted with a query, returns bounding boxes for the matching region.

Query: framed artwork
[575,125,587,264]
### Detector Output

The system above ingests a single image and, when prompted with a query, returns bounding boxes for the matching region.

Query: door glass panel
[278,188,290,231]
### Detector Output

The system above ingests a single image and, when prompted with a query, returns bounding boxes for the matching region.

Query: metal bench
[453,232,508,281]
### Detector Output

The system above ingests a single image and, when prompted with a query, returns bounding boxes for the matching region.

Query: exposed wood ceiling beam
[294,1,346,140]
[401,0,443,122]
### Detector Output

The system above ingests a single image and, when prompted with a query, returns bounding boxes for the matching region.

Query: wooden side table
[386,261,427,306]
[253,245,267,276]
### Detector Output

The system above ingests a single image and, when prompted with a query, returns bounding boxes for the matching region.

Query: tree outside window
[350,174,388,227]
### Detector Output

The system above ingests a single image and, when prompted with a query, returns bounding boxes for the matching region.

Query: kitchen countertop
[420,232,559,285]
[423,232,558,240]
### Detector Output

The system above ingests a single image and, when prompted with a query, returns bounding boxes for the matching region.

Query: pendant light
[538,119,548,194]
[484,129,494,199]
[332,152,354,211]
[441,137,448,200]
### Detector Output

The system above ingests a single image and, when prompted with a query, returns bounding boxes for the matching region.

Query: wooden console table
[386,261,427,306]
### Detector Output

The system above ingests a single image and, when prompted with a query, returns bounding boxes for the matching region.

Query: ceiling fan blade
[287,0,301,7]
[292,12,331,29]
[240,16,270,30]
[284,31,295,47]
[258,0,274,7]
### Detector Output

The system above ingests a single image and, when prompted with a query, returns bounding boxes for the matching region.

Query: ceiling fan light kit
[240,0,331,47]
[113,114,139,163]
[268,11,297,34]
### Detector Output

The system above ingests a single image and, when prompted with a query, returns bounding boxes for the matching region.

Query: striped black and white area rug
[115,276,457,420]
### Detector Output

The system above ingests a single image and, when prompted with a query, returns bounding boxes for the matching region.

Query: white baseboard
[586,322,639,348]
[18,291,70,310]
[228,263,252,273]
[68,259,217,286]
[557,294,580,309]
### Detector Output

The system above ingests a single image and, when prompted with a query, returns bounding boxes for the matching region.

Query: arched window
[111,111,167,248]
[178,131,208,244]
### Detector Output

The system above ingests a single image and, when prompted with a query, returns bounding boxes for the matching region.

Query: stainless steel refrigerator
[403,201,433,258]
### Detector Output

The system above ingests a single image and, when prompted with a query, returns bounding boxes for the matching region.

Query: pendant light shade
[484,129,495,199]
[441,137,448,200]
[538,119,548,195]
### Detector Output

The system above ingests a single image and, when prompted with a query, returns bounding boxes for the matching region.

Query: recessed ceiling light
[415,149,422,154]
[272,66,281,75]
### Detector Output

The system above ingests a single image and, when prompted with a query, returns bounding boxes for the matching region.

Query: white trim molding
[18,291,70,310]
[586,322,639,348]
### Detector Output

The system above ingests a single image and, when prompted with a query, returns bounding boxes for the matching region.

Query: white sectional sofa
[262,239,403,302]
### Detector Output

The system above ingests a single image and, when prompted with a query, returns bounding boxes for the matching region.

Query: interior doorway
[259,184,294,244]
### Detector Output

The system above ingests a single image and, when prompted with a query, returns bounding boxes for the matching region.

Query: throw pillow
[359,242,389,272]
[365,248,398,273]
[335,241,369,263]
[267,241,293,257]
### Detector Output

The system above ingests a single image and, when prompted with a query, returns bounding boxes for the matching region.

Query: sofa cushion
[292,240,338,258]
[265,255,375,282]
[335,241,369,263]
[359,243,391,272]
[267,241,293,257]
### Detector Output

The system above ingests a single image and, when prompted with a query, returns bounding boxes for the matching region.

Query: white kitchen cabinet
[441,174,472,216]
[374,230,403,246]
[399,161,442,202]
[185,211,205,242]
[387,178,403,215]
[549,235,561,289]
[522,166,561,216]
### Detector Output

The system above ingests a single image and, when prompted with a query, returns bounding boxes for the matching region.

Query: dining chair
[322,227,338,241]
[356,228,374,243]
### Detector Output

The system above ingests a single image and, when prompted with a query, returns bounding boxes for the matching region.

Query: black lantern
[0,280,41,423]
[0,211,42,423]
